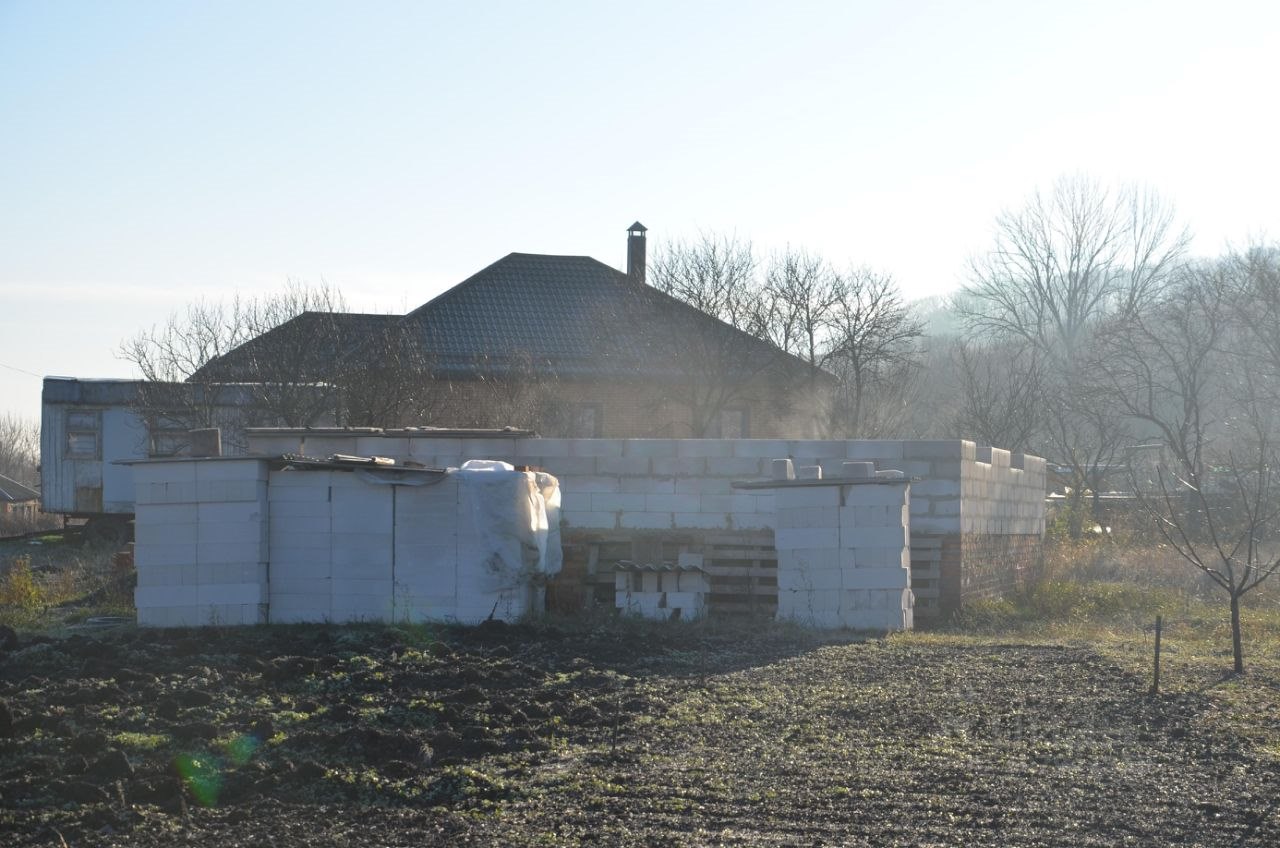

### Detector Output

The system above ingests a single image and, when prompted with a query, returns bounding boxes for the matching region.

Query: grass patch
[111,731,170,751]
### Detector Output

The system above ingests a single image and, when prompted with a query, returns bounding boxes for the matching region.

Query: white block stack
[134,457,561,627]
[769,466,913,631]
[615,554,709,620]
[134,458,269,627]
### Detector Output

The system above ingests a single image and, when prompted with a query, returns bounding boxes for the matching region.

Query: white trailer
[40,378,153,519]
[40,377,337,532]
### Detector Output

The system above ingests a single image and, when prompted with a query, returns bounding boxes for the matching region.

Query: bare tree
[646,235,817,437]
[760,247,844,367]
[824,268,925,437]
[960,175,1190,364]
[648,233,759,331]
[119,282,363,448]
[949,338,1047,453]
[1096,248,1280,673]
[1094,261,1231,487]
[0,413,40,486]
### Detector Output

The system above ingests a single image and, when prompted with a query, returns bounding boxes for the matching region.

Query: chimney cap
[627,221,647,234]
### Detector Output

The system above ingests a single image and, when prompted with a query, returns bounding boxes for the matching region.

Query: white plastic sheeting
[451,460,562,621]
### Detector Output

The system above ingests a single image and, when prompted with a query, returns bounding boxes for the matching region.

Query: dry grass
[919,536,1280,760]
[0,536,133,630]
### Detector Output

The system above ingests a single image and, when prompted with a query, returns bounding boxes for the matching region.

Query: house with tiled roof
[0,473,39,524]
[198,224,834,438]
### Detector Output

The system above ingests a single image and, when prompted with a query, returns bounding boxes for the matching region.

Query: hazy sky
[3,0,1278,421]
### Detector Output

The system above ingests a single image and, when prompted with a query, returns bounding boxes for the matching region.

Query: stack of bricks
[133,458,269,627]
[766,460,913,631]
[267,469,399,624]
[133,455,560,627]
[614,552,710,620]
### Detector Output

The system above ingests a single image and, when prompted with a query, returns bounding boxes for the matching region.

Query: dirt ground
[1,619,1277,847]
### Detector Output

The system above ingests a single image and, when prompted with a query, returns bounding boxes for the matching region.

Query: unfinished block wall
[132,459,269,627]
[246,432,1046,618]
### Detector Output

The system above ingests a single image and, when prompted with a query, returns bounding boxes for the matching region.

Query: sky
[2,0,1279,422]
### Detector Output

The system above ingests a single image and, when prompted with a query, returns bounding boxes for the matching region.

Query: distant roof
[627,221,647,233]
[192,312,400,382]
[400,252,824,380]
[197,253,828,383]
[0,474,38,503]
[43,376,288,407]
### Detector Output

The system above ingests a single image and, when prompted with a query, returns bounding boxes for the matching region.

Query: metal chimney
[626,221,647,284]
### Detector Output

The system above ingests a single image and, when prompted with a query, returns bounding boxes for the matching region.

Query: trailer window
[149,419,188,457]
[66,410,101,459]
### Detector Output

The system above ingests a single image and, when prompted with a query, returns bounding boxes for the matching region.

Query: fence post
[1151,614,1163,695]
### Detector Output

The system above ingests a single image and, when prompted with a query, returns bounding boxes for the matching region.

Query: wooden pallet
[910,537,942,620]
[556,530,779,617]
[702,534,777,617]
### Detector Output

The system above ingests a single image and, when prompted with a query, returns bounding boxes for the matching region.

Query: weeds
[0,537,134,631]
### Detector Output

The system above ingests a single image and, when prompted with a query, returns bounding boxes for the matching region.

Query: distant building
[0,473,39,525]
[198,224,834,438]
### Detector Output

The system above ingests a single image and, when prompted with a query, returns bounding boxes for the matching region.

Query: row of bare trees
[649,236,925,437]
[951,174,1280,672]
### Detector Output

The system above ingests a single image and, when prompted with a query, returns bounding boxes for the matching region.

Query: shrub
[0,555,43,612]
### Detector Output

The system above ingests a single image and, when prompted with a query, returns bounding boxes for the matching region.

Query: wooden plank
[706,548,779,561]
[703,533,773,547]
[710,568,776,579]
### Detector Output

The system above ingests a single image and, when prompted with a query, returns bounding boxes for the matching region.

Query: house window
[66,410,101,459]
[569,403,603,438]
[715,408,749,439]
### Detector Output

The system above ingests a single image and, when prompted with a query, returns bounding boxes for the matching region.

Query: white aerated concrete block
[136,585,199,607]
[592,493,646,512]
[777,487,843,509]
[620,476,675,494]
[597,456,651,475]
[677,440,732,458]
[731,440,789,458]
[706,457,766,477]
[775,528,841,550]
[572,439,624,457]
[624,440,679,458]
[647,494,701,513]
[653,457,707,477]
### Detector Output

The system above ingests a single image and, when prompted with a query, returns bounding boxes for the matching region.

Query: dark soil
[0,620,1276,846]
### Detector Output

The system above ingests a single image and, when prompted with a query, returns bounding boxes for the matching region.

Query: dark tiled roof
[196,254,827,384]
[0,473,38,503]
[402,253,821,380]
[194,313,400,381]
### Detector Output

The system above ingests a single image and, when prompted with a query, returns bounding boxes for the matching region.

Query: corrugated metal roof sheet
[0,474,39,503]
[614,560,706,573]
